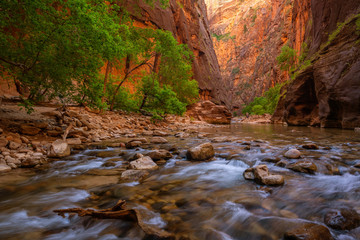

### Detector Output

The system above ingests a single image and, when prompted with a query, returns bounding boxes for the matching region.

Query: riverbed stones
[48,139,71,158]
[284,223,333,240]
[8,141,21,150]
[0,138,8,148]
[20,124,41,136]
[0,164,11,172]
[186,142,215,161]
[121,170,149,181]
[284,149,301,159]
[66,138,82,145]
[302,143,319,150]
[287,160,317,174]
[146,150,173,160]
[244,165,284,186]
[150,137,168,144]
[125,140,142,149]
[130,156,158,170]
[324,208,360,230]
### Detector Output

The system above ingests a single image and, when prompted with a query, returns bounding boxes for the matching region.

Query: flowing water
[1,124,360,240]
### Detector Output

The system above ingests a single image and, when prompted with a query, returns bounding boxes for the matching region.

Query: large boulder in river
[284,223,333,240]
[284,149,301,159]
[244,165,284,186]
[186,100,232,124]
[186,142,215,161]
[130,156,158,170]
[48,139,71,158]
[324,208,360,230]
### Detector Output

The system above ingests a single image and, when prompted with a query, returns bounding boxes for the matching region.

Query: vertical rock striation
[127,0,229,106]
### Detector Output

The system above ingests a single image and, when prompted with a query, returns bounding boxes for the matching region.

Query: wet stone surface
[0,124,359,239]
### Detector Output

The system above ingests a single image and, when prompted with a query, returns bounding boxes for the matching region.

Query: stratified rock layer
[186,100,232,124]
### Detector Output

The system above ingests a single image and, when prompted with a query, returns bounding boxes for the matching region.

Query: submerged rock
[125,141,142,149]
[130,156,158,170]
[186,142,215,161]
[284,223,333,240]
[324,208,360,230]
[284,149,301,159]
[302,143,319,150]
[287,160,317,174]
[48,139,71,158]
[244,165,284,186]
[150,137,168,144]
[121,170,149,181]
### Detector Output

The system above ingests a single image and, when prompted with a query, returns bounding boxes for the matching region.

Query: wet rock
[175,161,192,166]
[21,158,40,168]
[125,141,142,149]
[5,156,21,166]
[262,156,281,163]
[20,124,41,136]
[244,165,284,186]
[354,161,360,168]
[0,128,3,134]
[130,156,158,170]
[0,138,9,148]
[153,130,169,136]
[284,223,333,240]
[150,137,168,144]
[243,168,255,180]
[211,137,231,143]
[48,139,71,158]
[302,144,319,150]
[284,149,301,159]
[20,136,30,144]
[175,132,189,138]
[129,138,148,143]
[66,138,82,145]
[96,151,119,158]
[0,164,11,172]
[47,130,63,137]
[276,160,288,168]
[186,142,215,161]
[324,208,360,230]
[121,170,149,181]
[146,150,173,160]
[287,161,317,174]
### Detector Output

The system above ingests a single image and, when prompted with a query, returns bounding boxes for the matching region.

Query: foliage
[0,0,196,116]
[243,24,248,34]
[357,17,360,31]
[242,82,283,115]
[276,45,297,71]
[231,67,240,75]
[140,74,187,116]
[212,32,235,42]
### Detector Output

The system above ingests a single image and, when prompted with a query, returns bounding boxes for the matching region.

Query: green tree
[276,45,297,71]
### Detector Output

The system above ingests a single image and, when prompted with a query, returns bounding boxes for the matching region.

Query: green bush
[276,45,297,71]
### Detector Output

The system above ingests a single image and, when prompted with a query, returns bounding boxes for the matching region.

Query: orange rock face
[205,0,309,111]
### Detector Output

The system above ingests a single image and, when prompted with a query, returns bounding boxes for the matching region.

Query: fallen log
[54,200,174,239]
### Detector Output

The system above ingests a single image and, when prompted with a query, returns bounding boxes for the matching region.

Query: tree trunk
[102,61,112,103]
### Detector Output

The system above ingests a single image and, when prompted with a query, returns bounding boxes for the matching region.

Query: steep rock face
[205,0,307,111]
[273,1,360,128]
[126,0,228,106]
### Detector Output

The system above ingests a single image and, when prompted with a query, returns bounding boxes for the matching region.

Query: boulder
[20,124,41,136]
[5,156,21,166]
[125,141,142,149]
[146,150,173,160]
[48,139,71,158]
[153,130,169,136]
[0,164,11,172]
[287,161,317,174]
[130,156,158,170]
[186,100,232,124]
[121,170,149,181]
[324,208,360,230]
[244,165,284,186]
[284,223,333,240]
[186,142,215,161]
[284,149,301,159]
[150,137,168,144]
[128,138,148,143]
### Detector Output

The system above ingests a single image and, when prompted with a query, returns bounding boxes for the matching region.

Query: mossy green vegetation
[242,82,284,115]
[212,32,235,42]
[0,0,198,117]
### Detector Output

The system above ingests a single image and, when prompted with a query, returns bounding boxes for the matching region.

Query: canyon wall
[273,0,360,128]
[205,0,306,111]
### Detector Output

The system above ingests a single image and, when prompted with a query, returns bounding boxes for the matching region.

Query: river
[0,124,359,239]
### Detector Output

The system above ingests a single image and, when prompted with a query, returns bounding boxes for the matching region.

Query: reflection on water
[0,124,359,239]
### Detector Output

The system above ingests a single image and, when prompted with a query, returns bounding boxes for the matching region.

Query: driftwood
[54,200,174,239]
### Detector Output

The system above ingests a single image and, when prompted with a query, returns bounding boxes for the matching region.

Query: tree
[276,45,297,72]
